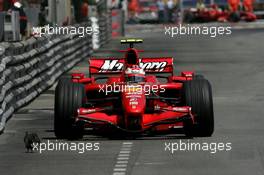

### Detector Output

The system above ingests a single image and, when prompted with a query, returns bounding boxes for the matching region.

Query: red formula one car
[54,39,214,139]
[184,4,257,23]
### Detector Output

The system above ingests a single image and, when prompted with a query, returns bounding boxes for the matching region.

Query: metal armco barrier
[99,11,112,46]
[0,18,112,134]
[91,17,100,50]
[111,9,125,38]
[0,12,4,41]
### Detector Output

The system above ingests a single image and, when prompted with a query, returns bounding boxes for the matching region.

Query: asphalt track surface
[1,26,264,175]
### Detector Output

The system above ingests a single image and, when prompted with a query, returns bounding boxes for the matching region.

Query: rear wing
[121,39,143,48]
[89,57,173,75]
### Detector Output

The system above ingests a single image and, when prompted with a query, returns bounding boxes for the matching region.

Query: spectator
[228,0,240,12]
[39,0,49,26]
[196,0,205,10]
[0,0,3,11]
[167,0,174,22]
[111,0,119,9]
[72,0,82,23]
[81,1,89,21]
[173,0,180,23]
[10,1,28,37]
[128,0,139,23]
[243,0,254,12]
[40,0,48,11]
[2,0,14,11]
[228,0,240,22]
[157,0,165,23]
[118,0,124,9]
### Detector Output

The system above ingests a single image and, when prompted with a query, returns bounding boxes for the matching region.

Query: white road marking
[117,157,129,160]
[120,147,132,151]
[117,161,129,164]
[4,130,17,134]
[113,172,126,175]
[114,168,127,172]
[12,117,36,121]
[120,151,131,154]
[113,142,134,175]
[118,154,130,157]
[115,164,127,167]
[122,144,133,148]
[135,162,166,165]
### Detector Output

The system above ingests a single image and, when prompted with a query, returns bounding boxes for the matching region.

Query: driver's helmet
[125,65,145,83]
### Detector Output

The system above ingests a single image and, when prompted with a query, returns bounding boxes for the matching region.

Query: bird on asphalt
[24,132,41,153]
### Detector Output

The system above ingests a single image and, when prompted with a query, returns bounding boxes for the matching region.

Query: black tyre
[229,12,240,22]
[184,12,195,23]
[183,79,214,137]
[194,74,204,79]
[54,77,86,139]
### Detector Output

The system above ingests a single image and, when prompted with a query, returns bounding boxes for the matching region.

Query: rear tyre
[184,11,195,23]
[229,12,240,22]
[54,77,86,139]
[183,79,214,137]
[194,74,204,79]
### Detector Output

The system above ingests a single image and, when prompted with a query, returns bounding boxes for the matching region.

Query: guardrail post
[0,12,4,42]
[11,11,20,41]
[4,11,20,41]
[48,0,57,24]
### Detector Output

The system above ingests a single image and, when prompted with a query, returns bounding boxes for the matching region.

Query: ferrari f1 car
[54,39,214,139]
[184,4,257,23]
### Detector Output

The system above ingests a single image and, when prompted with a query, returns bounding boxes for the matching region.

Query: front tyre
[183,79,214,137]
[54,78,85,139]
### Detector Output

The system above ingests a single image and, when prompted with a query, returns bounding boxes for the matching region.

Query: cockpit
[124,67,145,83]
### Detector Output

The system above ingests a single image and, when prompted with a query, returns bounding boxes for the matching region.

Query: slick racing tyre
[229,12,240,22]
[194,74,204,79]
[184,11,195,23]
[54,77,86,139]
[183,79,214,137]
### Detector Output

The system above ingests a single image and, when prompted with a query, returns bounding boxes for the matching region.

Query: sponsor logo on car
[99,60,167,72]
